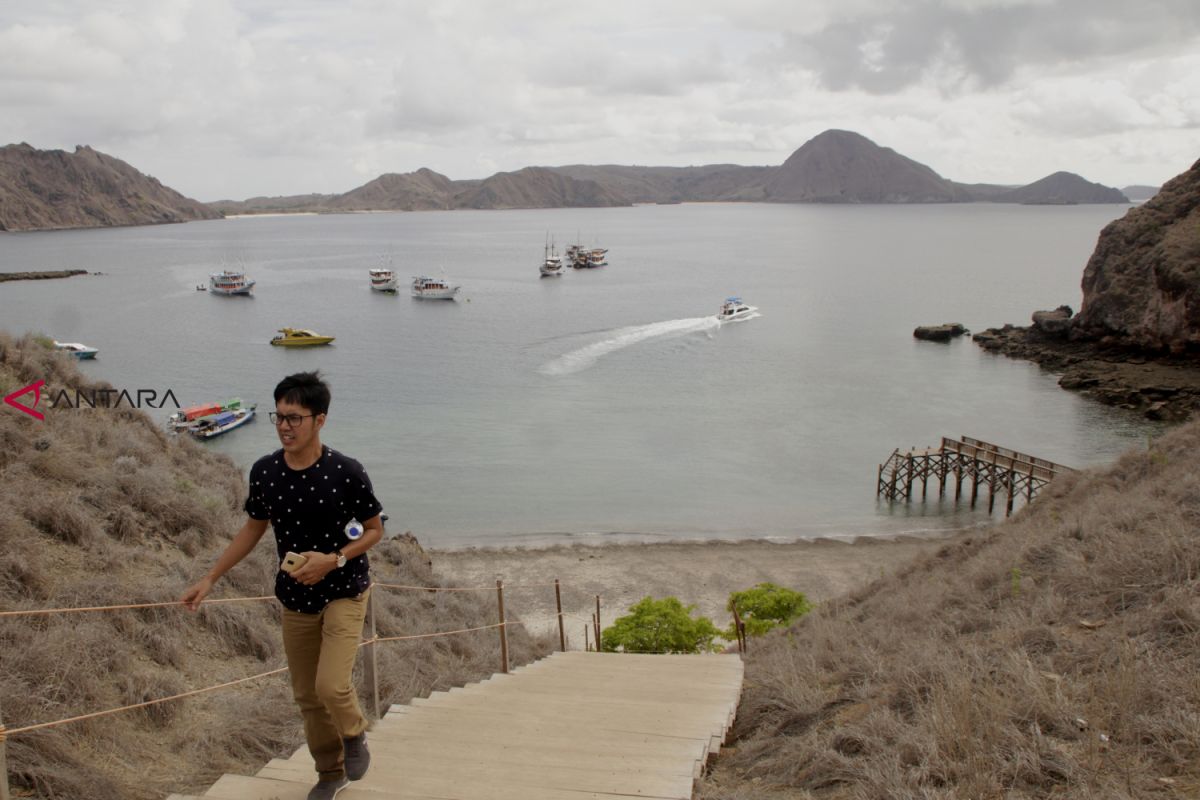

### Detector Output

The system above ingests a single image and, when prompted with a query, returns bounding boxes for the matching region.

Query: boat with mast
[540,236,563,277]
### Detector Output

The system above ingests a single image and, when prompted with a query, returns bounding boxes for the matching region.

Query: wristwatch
[334,550,347,569]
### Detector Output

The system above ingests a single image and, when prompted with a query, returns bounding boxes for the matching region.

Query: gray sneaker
[343,732,371,780]
[307,775,349,800]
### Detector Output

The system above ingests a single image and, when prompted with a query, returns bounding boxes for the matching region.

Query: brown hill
[699,420,1200,798]
[330,167,456,211]
[452,166,627,209]
[1073,157,1200,352]
[0,143,220,231]
[763,129,970,203]
[548,164,771,204]
[994,171,1128,205]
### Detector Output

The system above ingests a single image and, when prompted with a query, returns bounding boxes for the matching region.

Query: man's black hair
[274,371,331,415]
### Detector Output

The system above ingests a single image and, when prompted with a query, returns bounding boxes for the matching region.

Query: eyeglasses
[269,412,316,428]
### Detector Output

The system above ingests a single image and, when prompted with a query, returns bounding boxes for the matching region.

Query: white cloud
[0,0,1195,198]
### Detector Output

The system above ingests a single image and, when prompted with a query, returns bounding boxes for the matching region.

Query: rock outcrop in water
[0,143,219,231]
[974,157,1200,421]
[1073,158,1200,352]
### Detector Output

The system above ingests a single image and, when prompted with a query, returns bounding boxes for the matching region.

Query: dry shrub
[117,669,188,727]
[701,419,1200,800]
[22,490,102,545]
[0,333,554,800]
[195,603,280,661]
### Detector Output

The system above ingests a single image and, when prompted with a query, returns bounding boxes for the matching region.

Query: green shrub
[726,582,812,638]
[601,596,722,654]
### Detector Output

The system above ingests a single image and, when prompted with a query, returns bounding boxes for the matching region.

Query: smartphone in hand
[281,551,308,574]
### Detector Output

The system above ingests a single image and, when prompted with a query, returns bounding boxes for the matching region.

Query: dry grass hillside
[700,422,1200,799]
[0,332,555,800]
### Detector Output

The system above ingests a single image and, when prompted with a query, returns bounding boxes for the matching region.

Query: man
[182,371,384,800]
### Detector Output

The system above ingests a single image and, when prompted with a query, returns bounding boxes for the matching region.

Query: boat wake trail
[540,316,720,376]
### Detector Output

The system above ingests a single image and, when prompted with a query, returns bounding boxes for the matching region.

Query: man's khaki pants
[281,589,371,779]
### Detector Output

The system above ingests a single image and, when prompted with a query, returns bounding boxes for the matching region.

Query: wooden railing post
[584,624,591,652]
[594,596,602,652]
[1,715,11,800]
[555,579,566,651]
[732,607,745,654]
[363,590,380,720]
[496,580,509,674]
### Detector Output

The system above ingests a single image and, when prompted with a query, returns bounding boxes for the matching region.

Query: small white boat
[717,297,757,322]
[411,276,460,300]
[195,284,207,291]
[188,406,256,440]
[54,341,98,359]
[369,268,398,293]
[210,269,255,295]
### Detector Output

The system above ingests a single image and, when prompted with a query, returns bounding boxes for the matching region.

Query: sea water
[0,203,1162,547]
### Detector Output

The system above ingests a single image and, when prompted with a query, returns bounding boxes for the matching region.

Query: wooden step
[184,651,743,800]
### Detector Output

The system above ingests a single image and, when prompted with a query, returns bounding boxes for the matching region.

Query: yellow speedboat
[270,327,335,346]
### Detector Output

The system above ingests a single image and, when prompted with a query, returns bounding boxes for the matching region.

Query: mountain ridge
[2,133,1138,231]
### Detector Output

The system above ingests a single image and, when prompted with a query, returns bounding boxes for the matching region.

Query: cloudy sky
[2,0,1197,201]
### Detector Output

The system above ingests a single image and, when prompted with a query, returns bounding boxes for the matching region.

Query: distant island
[0,268,89,282]
[0,130,1144,232]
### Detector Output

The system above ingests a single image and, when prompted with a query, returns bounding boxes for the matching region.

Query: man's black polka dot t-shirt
[244,446,383,613]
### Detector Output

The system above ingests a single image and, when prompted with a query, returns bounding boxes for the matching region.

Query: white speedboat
[210,270,255,295]
[188,406,256,440]
[369,268,398,292]
[411,276,460,300]
[717,297,757,322]
[54,341,98,359]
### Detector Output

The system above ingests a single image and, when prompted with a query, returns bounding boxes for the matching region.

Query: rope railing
[0,595,276,618]
[0,620,528,740]
[0,574,607,798]
[372,580,559,592]
[1,666,291,738]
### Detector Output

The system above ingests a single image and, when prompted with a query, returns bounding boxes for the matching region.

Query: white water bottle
[344,519,364,541]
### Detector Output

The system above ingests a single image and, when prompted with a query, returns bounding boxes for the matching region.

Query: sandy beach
[431,533,968,645]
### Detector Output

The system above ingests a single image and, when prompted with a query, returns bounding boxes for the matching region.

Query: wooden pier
[877,436,1074,517]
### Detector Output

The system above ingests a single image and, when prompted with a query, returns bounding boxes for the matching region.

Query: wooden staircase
[167,650,744,800]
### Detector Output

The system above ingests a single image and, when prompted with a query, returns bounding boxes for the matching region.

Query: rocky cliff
[763,129,970,203]
[993,171,1128,204]
[1074,158,1200,352]
[0,143,220,231]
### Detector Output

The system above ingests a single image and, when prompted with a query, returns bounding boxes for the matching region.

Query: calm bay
[0,202,1161,547]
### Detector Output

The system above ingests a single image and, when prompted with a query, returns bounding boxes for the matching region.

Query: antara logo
[2,381,180,420]
[3,379,45,421]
